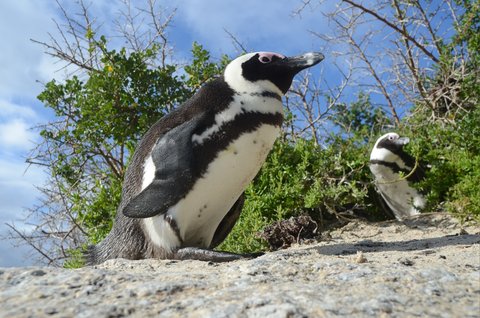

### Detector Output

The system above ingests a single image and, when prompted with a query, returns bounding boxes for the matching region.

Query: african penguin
[86,51,324,265]
[369,132,426,221]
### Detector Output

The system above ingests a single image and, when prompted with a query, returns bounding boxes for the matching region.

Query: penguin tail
[83,244,99,266]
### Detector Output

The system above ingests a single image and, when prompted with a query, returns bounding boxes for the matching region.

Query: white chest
[143,95,283,251]
[370,164,425,220]
[175,124,280,246]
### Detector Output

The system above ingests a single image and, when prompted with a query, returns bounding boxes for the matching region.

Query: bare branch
[5,223,56,265]
[341,0,440,63]
[392,0,435,111]
[31,38,96,72]
[223,28,249,54]
[413,0,443,55]
[341,21,400,125]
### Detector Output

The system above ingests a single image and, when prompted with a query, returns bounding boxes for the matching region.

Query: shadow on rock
[313,233,480,256]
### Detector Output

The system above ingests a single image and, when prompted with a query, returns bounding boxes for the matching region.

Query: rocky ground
[1,212,479,318]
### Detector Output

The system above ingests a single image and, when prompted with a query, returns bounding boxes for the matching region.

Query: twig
[5,223,55,264]
[341,0,439,63]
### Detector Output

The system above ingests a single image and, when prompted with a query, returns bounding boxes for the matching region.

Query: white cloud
[0,98,40,151]
[0,1,60,99]
[0,99,36,119]
[0,119,36,150]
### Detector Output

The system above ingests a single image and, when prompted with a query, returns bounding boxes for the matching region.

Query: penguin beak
[278,52,325,74]
[396,137,410,145]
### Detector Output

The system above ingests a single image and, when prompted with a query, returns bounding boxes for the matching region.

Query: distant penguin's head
[370,132,410,162]
[224,51,324,95]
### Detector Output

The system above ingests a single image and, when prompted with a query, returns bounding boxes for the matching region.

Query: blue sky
[0,0,336,267]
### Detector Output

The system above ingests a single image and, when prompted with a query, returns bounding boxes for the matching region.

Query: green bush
[447,155,480,221]
[401,105,480,222]
[394,2,480,223]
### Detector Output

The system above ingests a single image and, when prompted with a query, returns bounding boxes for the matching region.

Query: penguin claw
[243,251,265,258]
[173,247,263,262]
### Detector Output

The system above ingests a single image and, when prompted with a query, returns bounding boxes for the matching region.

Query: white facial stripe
[373,132,399,149]
[371,132,410,169]
[192,93,283,145]
[224,53,283,95]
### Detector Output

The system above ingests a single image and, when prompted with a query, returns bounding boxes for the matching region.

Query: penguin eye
[259,56,272,64]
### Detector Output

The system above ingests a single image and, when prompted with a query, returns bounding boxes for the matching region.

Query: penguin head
[370,132,410,162]
[224,51,324,95]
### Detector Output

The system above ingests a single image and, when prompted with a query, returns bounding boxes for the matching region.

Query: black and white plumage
[86,51,324,264]
[369,132,426,221]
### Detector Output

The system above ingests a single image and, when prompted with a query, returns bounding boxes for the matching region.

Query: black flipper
[173,247,263,262]
[209,193,245,249]
[123,116,203,218]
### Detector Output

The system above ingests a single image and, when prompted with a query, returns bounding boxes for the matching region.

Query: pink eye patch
[257,52,285,63]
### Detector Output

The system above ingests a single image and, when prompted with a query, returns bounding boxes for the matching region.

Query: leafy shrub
[402,105,480,222]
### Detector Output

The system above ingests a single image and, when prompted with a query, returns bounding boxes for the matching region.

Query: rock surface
[1,213,479,318]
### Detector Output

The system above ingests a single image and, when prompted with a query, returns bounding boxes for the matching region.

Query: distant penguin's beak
[280,52,325,74]
[396,137,410,145]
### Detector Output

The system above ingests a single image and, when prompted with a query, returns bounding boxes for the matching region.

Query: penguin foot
[173,247,263,262]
